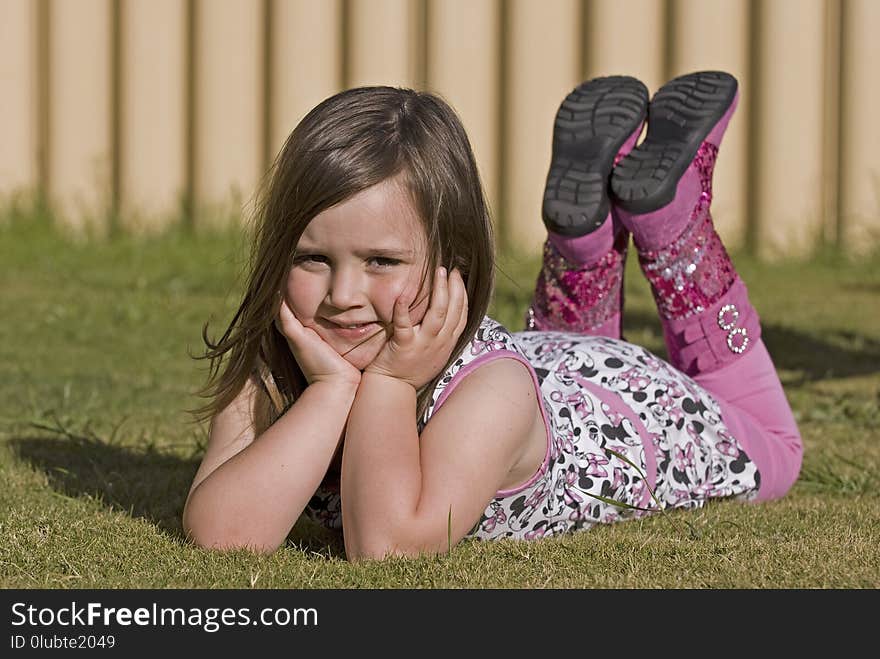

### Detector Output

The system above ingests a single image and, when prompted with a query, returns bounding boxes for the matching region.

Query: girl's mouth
[326,321,383,341]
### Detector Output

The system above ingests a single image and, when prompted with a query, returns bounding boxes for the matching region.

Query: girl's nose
[326,266,366,309]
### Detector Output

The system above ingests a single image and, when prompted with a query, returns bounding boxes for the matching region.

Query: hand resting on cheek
[275,294,362,387]
[364,266,469,391]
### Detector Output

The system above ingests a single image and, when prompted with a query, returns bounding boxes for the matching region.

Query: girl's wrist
[360,369,418,392]
[307,375,361,397]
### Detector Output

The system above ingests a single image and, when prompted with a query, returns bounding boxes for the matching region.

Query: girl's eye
[368,257,401,268]
[293,254,328,265]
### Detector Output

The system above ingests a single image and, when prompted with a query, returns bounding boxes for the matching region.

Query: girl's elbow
[186,526,281,556]
[344,527,398,561]
[344,528,448,562]
[345,541,420,562]
[183,507,281,555]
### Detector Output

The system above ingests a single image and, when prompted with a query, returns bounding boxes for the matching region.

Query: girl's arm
[342,357,540,560]
[341,267,543,559]
[182,376,357,554]
[184,295,362,554]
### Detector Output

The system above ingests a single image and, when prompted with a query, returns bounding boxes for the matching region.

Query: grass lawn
[1,209,878,588]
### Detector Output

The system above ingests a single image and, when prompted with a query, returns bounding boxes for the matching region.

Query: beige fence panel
[2,1,880,256]
[0,0,39,200]
[839,0,880,254]
[193,0,264,228]
[347,0,423,88]
[269,0,343,162]
[752,0,828,257]
[585,0,665,97]
[668,0,749,250]
[119,0,187,231]
[47,0,113,231]
[503,0,581,252]
[427,0,501,221]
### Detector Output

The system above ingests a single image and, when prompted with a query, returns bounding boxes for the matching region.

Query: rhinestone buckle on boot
[718,303,749,354]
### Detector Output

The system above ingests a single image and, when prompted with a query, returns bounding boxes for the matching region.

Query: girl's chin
[311,324,387,371]
[341,348,381,372]
[330,337,386,372]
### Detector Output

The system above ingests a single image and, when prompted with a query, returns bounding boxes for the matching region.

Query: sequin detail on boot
[525,232,627,334]
[636,142,736,320]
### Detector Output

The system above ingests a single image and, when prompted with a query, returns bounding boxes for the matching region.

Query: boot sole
[542,75,648,237]
[610,71,737,214]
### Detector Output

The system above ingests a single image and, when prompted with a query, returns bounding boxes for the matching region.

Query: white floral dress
[304,316,759,540]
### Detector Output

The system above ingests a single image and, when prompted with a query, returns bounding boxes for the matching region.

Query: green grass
[1,208,879,588]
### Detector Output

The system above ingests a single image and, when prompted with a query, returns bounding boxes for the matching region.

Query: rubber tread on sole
[542,75,649,237]
[610,70,737,214]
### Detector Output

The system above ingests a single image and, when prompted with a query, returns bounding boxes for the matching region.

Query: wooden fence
[2,0,879,257]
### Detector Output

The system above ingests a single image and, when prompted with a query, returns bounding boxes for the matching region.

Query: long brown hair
[190,86,496,435]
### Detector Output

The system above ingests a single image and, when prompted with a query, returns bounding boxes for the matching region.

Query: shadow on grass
[9,434,197,538]
[763,325,880,383]
[8,433,347,558]
[622,309,880,384]
[840,282,880,294]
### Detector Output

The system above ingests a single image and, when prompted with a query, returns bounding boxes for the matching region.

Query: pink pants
[694,338,803,501]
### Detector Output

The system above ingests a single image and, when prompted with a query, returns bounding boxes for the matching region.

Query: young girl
[184,72,803,560]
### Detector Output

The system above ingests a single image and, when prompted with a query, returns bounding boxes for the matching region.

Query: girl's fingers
[276,296,295,326]
[392,288,416,343]
[424,266,448,335]
[455,291,468,338]
[277,294,310,345]
[450,270,469,338]
[275,294,290,330]
[444,269,465,333]
[277,293,291,318]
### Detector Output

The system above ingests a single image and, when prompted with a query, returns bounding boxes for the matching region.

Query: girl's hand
[364,266,469,390]
[276,296,362,388]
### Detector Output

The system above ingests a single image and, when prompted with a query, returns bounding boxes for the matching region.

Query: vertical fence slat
[269,0,343,162]
[119,0,187,231]
[753,0,827,257]
[503,0,580,253]
[585,0,666,95]
[193,0,264,227]
[347,0,421,88]
[839,0,880,254]
[48,0,113,230]
[669,0,749,250]
[0,0,39,200]
[821,0,841,248]
[427,0,500,223]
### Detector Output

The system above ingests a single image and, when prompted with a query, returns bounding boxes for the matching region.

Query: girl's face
[284,177,433,371]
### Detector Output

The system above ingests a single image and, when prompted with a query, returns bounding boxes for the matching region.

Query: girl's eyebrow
[294,245,414,259]
[355,248,413,259]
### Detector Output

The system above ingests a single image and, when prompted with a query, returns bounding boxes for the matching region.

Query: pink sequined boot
[611,71,760,375]
[526,75,648,338]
